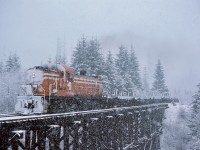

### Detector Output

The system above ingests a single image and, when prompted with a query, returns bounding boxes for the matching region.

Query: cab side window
[61,71,64,78]
[68,73,73,82]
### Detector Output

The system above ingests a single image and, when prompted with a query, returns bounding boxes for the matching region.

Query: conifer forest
[0,0,199,149]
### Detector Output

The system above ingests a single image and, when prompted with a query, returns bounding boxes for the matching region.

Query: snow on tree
[115,45,132,95]
[188,84,200,136]
[128,46,142,93]
[152,59,169,97]
[71,36,88,74]
[72,37,105,76]
[5,53,20,72]
[0,61,3,73]
[187,138,200,150]
[103,50,116,96]
[142,66,150,97]
[61,50,67,65]
[48,57,52,64]
[191,84,200,116]
[5,54,13,72]
[186,83,200,149]
[12,53,21,71]
[55,38,67,65]
[85,38,105,76]
[161,104,190,150]
[55,38,62,64]
[0,53,21,113]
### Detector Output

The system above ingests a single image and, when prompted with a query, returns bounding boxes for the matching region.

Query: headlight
[32,72,35,78]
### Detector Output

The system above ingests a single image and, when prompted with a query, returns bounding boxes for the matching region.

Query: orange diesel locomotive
[15,64,103,114]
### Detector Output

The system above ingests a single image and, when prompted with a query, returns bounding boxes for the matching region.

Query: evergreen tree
[104,51,116,96]
[60,51,67,65]
[0,53,21,112]
[188,83,200,145]
[12,53,20,71]
[72,37,105,76]
[0,61,4,73]
[5,55,13,72]
[48,57,52,64]
[115,45,132,94]
[142,66,150,97]
[86,38,104,76]
[128,46,142,91]
[5,53,20,72]
[55,38,62,64]
[152,60,169,96]
[55,38,67,65]
[71,36,88,74]
[191,84,200,116]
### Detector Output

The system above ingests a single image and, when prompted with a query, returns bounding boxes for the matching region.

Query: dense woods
[71,37,169,98]
[0,53,21,112]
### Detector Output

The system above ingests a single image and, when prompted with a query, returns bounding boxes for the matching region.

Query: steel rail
[0,103,168,124]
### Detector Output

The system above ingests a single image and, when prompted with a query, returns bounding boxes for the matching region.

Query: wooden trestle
[0,103,168,150]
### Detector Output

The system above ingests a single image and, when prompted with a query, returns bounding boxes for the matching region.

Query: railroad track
[0,103,168,124]
[0,113,18,118]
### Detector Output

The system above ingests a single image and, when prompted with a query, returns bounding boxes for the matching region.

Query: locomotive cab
[15,66,48,115]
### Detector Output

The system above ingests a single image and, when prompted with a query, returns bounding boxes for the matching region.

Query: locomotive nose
[15,96,44,115]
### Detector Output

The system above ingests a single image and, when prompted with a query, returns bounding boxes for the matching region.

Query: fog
[0,0,200,97]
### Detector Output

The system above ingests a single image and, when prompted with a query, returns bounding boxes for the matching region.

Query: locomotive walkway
[0,103,168,150]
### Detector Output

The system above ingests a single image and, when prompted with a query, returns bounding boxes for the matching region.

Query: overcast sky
[0,0,200,95]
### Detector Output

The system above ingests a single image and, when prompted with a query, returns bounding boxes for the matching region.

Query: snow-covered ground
[161,103,191,150]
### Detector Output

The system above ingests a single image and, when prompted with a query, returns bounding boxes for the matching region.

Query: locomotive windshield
[19,85,33,96]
